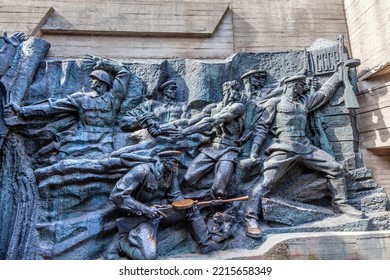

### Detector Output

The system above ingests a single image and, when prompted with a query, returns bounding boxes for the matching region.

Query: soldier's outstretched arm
[180,103,244,136]
[211,103,245,126]
[0,32,25,47]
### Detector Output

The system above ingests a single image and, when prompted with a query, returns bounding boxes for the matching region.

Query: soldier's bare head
[222,80,241,104]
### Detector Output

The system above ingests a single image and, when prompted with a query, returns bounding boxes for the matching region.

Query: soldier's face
[164,159,178,173]
[90,77,107,94]
[249,75,265,89]
[163,85,177,100]
[293,81,306,96]
[228,85,241,102]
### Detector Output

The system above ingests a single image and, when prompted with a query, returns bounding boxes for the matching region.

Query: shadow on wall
[357,74,390,147]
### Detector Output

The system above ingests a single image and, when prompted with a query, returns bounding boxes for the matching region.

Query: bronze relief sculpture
[0,32,388,260]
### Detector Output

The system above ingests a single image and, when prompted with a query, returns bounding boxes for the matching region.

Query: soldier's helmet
[90,69,112,87]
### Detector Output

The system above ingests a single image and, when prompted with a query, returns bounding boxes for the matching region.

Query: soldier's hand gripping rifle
[152,195,249,215]
[170,195,249,210]
[117,196,249,233]
[338,34,361,109]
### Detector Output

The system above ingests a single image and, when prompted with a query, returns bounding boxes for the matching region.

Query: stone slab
[262,197,334,226]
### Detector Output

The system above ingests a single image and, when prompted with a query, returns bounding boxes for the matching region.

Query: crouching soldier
[107,150,224,259]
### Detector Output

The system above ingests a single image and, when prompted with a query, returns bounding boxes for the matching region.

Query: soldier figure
[181,80,245,198]
[241,69,268,101]
[239,69,284,157]
[121,79,189,137]
[245,72,362,238]
[109,150,224,260]
[5,55,130,159]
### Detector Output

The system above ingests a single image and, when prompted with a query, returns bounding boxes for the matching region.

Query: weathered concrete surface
[1,0,348,58]
[262,197,335,226]
[344,0,390,77]
[167,230,390,260]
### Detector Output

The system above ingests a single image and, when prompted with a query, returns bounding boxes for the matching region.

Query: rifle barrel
[196,195,249,207]
[222,195,249,203]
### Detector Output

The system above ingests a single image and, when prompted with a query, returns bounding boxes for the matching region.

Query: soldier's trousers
[245,147,347,221]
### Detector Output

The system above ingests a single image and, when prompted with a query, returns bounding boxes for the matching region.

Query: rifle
[116,195,249,233]
[304,49,336,157]
[172,195,249,209]
[338,34,360,109]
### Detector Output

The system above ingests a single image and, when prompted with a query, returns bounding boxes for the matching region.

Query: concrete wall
[1,0,349,58]
[344,0,390,77]
[344,0,390,196]
[231,0,348,52]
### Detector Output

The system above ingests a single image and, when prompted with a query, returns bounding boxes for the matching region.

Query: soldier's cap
[90,69,112,87]
[241,69,267,80]
[160,80,177,91]
[284,75,307,84]
[157,150,182,160]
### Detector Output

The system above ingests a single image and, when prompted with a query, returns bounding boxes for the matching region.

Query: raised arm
[304,72,342,112]
[0,32,25,77]
[83,55,130,103]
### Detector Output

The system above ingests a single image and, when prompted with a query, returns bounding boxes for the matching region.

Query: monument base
[167,212,390,259]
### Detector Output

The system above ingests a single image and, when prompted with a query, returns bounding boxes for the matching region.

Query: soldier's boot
[211,179,227,199]
[329,178,363,219]
[199,239,227,254]
[187,207,226,254]
[103,233,122,260]
[244,194,263,238]
[118,239,145,260]
[245,217,263,238]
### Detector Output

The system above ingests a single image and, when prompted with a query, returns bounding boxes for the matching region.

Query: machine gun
[116,196,249,233]
[338,34,361,109]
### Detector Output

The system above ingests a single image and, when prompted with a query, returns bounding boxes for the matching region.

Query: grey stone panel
[262,197,335,226]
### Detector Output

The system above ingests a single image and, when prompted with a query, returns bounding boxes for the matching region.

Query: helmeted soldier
[5,55,130,159]
[244,72,363,238]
